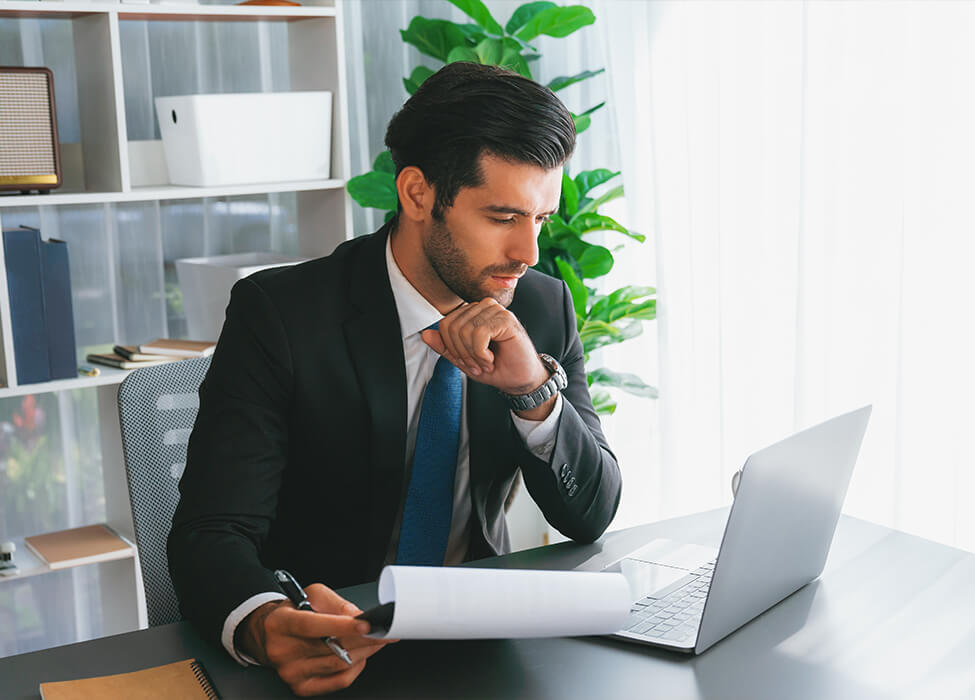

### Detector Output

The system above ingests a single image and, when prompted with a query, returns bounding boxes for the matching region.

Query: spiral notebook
[39,659,220,700]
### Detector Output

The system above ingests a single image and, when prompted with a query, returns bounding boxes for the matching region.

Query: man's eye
[492,218,516,225]
[540,216,553,224]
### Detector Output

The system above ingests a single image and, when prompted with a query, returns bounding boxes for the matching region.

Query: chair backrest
[117,356,211,627]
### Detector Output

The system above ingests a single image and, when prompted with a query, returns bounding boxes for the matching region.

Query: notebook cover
[138,338,215,357]
[86,353,171,370]
[2,227,50,384]
[113,345,175,362]
[39,658,219,700]
[24,524,132,570]
[41,238,77,380]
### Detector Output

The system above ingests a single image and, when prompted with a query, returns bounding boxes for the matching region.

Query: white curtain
[599,0,975,552]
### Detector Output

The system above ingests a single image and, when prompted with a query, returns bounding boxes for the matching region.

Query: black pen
[273,569,354,666]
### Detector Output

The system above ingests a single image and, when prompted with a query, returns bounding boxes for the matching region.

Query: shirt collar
[386,233,443,340]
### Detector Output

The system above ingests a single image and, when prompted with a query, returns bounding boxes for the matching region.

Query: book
[113,344,178,362]
[2,226,50,384]
[24,524,132,569]
[39,658,220,700]
[86,353,172,370]
[138,338,216,357]
[42,238,78,380]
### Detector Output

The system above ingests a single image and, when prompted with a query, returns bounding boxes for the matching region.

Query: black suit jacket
[168,224,622,646]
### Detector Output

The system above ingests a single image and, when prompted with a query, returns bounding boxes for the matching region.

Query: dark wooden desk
[3,509,974,699]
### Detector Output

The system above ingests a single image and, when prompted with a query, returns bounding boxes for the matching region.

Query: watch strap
[503,354,567,411]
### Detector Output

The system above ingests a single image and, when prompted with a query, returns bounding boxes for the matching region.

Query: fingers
[269,606,370,641]
[305,583,362,616]
[432,299,510,376]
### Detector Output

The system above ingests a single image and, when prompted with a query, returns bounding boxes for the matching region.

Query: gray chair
[117,356,211,627]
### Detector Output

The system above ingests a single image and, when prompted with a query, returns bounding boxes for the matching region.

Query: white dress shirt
[221,235,563,665]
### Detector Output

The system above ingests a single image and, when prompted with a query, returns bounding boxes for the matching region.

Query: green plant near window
[347,0,656,414]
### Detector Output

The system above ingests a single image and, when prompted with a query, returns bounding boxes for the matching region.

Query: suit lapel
[343,226,408,577]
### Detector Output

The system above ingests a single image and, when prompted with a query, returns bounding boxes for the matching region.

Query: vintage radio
[0,67,61,194]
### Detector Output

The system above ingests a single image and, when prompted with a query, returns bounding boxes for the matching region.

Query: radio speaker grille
[0,67,61,191]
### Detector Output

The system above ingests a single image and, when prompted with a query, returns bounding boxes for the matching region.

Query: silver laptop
[602,405,872,654]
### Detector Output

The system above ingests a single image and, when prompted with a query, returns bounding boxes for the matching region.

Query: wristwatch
[502,353,568,411]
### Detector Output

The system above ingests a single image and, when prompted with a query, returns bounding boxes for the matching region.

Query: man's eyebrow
[481,205,558,217]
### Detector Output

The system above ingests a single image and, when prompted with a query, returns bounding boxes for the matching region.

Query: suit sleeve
[167,277,293,647]
[514,281,623,543]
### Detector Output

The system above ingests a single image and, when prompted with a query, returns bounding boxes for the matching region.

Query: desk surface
[3,509,974,700]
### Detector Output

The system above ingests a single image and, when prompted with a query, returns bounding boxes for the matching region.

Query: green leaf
[574,169,619,197]
[400,17,469,62]
[555,257,587,318]
[581,319,643,353]
[574,184,624,218]
[577,244,614,279]
[573,114,591,135]
[474,37,504,65]
[547,68,605,92]
[573,212,628,235]
[402,65,436,96]
[346,171,398,212]
[384,210,397,223]
[447,45,480,63]
[499,38,532,77]
[455,23,488,43]
[514,5,596,42]
[588,368,659,398]
[561,172,580,217]
[589,388,617,415]
[447,0,503,35]
[372,150,395,174]
[589,287,656,323]
[576,101,606,118]
[505,1,556,34]
[544,213,577,239]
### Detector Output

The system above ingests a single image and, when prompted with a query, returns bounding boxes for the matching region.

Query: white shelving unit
[0,0,352,640]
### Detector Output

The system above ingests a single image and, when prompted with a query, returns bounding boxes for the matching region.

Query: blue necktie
[396,329,463,566]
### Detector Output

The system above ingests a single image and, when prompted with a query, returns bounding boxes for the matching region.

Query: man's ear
[396,166,433,223]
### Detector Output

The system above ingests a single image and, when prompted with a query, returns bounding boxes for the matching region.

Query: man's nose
[508,220,540,268]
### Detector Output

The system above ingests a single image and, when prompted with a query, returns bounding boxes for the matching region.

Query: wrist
[501,354,567,413]
[235,600,283,665]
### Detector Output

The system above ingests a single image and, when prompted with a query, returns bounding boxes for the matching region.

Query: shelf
[0,178,346,208]
[0,366,130,399]
[0,530,135,583]
[0,1,336,21]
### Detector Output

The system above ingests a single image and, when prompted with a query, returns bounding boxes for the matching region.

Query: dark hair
[384,62,576,220]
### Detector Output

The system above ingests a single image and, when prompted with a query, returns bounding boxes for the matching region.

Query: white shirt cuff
[510,392,564,461]
[221,591,287,666]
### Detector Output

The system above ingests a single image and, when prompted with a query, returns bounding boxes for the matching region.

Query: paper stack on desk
[361,566,631,640]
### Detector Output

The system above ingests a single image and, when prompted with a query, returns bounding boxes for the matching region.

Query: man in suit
[169,61,622,696]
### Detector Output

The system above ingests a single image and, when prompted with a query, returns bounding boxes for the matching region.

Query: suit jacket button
[560,464,569,477]
[568,484,578,497]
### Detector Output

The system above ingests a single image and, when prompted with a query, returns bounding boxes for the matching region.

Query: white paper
[369,566,632,640]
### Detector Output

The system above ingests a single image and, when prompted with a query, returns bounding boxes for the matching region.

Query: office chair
[117,356,211,628]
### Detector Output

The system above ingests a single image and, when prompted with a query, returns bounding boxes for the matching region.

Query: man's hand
[235,583,395,697]
[421,298,556,420]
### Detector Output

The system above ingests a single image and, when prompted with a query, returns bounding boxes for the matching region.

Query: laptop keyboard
[622,561,715,645]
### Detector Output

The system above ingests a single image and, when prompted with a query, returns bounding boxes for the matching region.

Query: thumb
[420,328,445,355]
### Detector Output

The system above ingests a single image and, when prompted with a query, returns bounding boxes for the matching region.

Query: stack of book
[86,338,215,370]
[2,226,77,384]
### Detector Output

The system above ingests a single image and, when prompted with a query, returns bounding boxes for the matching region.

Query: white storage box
[176,252,306,341]
[156,91,332,187]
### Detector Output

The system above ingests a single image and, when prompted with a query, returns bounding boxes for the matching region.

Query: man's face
[422,154,563,307]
